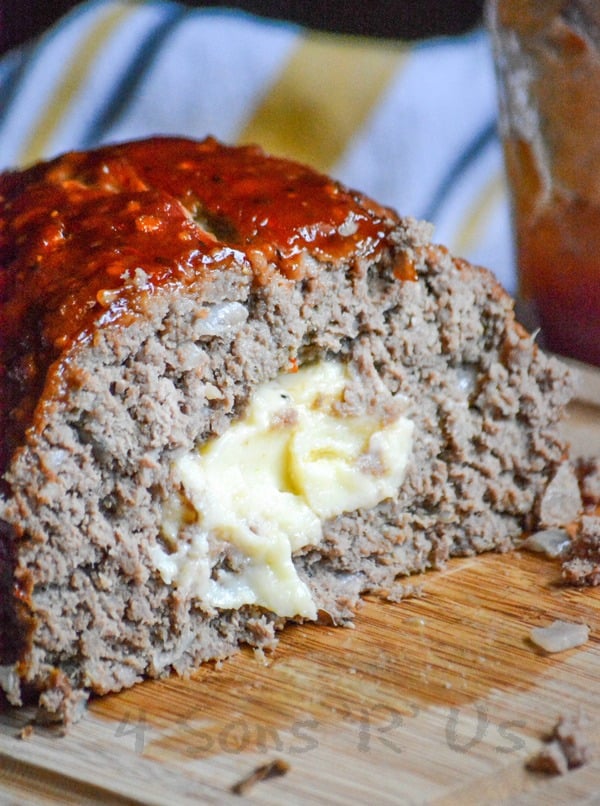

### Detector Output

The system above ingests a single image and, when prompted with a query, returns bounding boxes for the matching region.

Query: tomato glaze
[0,137,411,473]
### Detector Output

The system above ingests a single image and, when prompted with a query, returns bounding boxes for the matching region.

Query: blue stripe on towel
[422,117,497,223]
[0,46,31,119]
[0,0,109,133]
[80,2,189,147]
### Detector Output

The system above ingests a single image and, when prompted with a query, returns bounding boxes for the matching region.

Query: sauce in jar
[488,0,600,366]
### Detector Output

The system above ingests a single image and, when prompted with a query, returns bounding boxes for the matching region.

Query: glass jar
[486,0,600,366]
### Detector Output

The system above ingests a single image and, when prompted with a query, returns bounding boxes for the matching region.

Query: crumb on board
[562,516,600,586]
[529,620,589,653]
[17,724,34,741]
[526,741,569,775]
[385,581,425,603]
[252,647,271,667]
[527,713,593,775]
[231,758,290,796]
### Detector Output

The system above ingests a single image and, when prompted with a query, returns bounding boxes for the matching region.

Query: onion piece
[529,620,589,653]
[521,528,571,558]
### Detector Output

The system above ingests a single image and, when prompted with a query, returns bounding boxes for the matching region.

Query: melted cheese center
[151,360,413,619]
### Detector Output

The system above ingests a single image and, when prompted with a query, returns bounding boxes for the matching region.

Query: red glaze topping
[0,136,407,473]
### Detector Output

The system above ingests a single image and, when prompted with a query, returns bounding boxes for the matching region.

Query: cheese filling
[151,360,413,619]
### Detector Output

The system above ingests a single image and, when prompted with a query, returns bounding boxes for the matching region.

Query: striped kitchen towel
[0,0,515,290]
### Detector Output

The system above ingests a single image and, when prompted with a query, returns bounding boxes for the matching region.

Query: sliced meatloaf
[0,137,573,722]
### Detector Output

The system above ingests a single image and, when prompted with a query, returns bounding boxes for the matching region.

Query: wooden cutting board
[1,362,600,805]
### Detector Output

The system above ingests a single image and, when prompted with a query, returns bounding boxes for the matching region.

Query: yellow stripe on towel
[19,3,136,167]
[453,171,506,257]
[238,31,408,172]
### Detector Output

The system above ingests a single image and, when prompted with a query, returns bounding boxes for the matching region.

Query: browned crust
[0,519,34,669]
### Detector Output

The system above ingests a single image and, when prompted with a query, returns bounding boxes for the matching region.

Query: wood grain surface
[1,361,599,805]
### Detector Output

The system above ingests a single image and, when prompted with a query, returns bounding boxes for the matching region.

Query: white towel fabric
[0,0,515,291]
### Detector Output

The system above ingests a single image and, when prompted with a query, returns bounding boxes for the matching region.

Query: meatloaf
[0,137,573,723]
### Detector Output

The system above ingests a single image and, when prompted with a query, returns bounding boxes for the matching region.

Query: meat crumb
[526,740,568,775]
[562,516,600,586]
[527,713,593,775]
[231,758,290,796]
[17,723,34,741]
[575,458,600,510]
